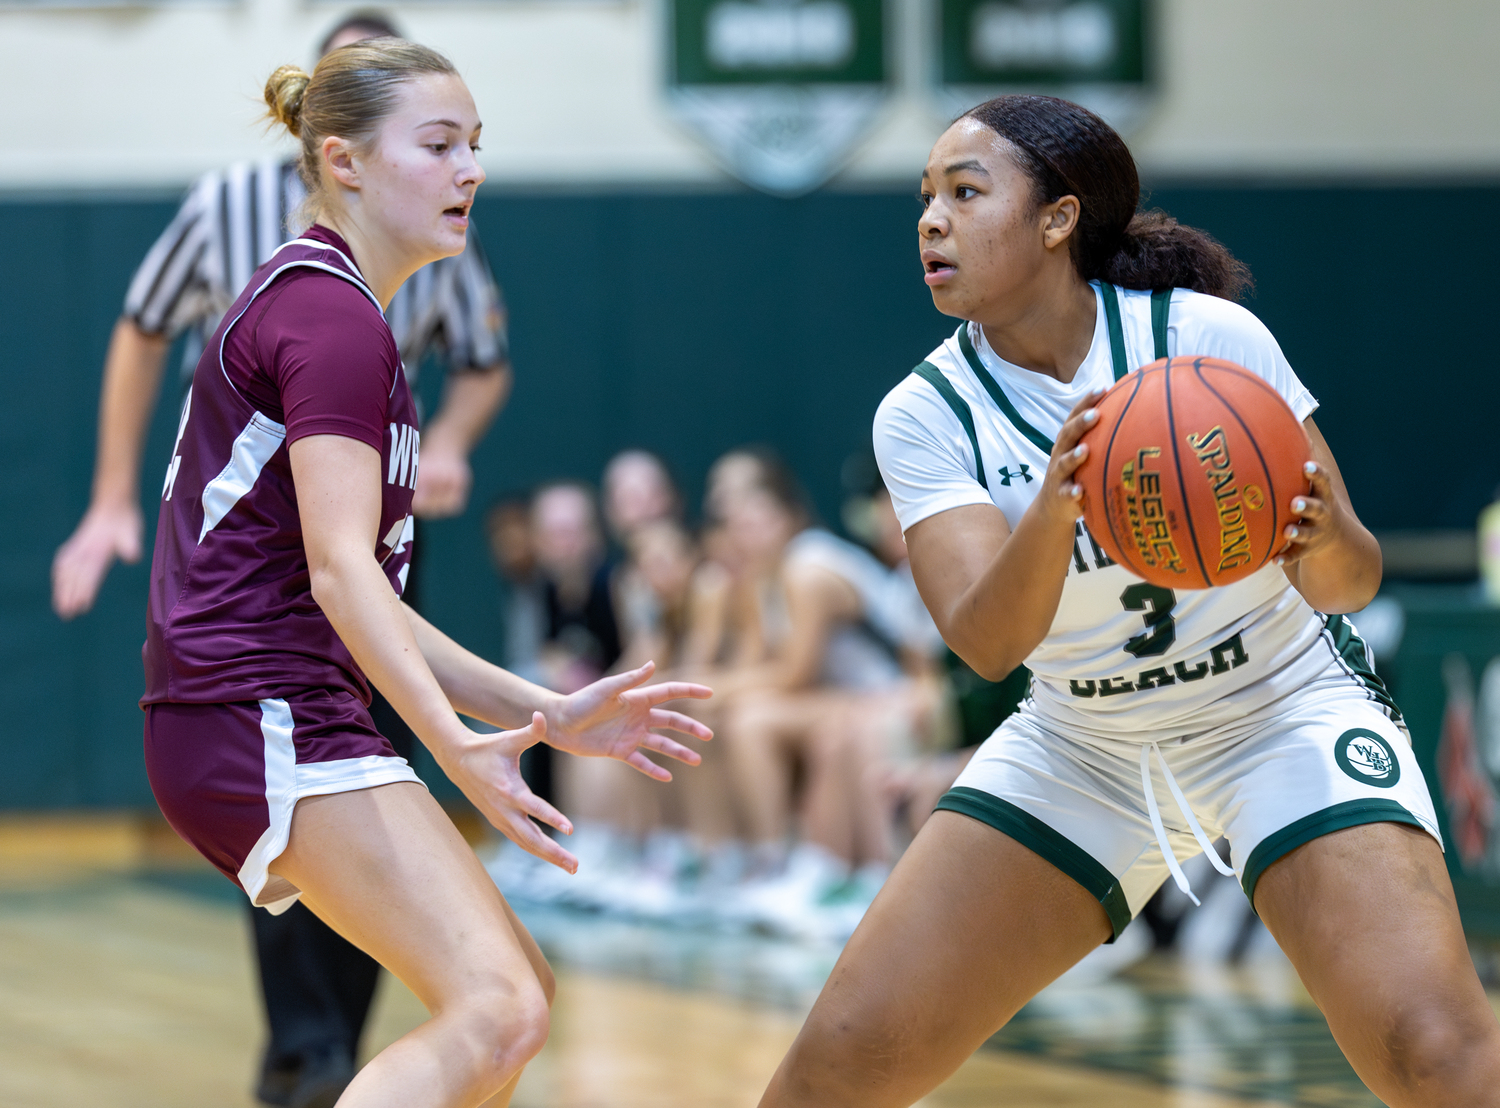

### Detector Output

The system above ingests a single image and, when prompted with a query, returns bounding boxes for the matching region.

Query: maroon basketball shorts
[144,689,424,913]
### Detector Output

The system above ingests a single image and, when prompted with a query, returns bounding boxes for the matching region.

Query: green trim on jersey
[1150,288,1172,360]
[1241,798,1424,909]
[1100,282,1131,380]
[909,287,1176,487]
[912,361,989,490]
[1323,614,1404,721]
[955,325,1057,455]
[936,786,1133,940]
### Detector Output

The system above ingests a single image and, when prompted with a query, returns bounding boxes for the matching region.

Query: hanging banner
[667,0,890,196]
[935,0,1153,134]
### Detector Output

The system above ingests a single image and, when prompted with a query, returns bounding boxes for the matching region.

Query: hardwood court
[0,815,1450,1108]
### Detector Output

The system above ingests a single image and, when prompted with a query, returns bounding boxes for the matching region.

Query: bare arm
[905,395,1100,682]
[728,577,769,668]
[291,434,567,857]
[708,562,863,700]
[291,432,711,869]
[678,563,733,670]
[411,363,511,518]
[403,602,559,728]
[52,319,170,618]
[1275,417,1381,613]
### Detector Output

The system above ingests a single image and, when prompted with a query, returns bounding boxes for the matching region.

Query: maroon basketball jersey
[143,226,419,706]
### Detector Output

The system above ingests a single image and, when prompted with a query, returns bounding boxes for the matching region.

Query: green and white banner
[935,0,1153,132]
[666,0,891,195]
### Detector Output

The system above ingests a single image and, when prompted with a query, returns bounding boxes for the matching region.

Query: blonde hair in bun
[263,64,311,138]
[262,39,458,227]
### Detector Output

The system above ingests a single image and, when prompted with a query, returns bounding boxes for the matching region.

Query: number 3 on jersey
[1122,583,1176,658]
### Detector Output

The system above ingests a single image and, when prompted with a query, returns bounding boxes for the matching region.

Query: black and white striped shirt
[123,158,508,388]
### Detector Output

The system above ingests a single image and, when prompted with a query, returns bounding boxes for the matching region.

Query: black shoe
[287,1049,356,1108]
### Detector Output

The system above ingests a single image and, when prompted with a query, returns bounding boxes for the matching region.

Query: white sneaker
[722,843,851,939]
[807,863,889,945]
[554,824,635,912]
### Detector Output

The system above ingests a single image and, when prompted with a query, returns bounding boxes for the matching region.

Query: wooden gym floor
[0,814,1456,1108]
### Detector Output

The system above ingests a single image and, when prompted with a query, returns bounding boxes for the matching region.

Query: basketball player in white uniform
[758,96,1500,1108]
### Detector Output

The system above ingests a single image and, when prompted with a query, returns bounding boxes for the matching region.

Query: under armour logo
[997,464,1034,486]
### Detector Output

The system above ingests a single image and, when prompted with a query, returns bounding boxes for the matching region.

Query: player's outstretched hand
[1038,389,1106,527]
[450,711,581,872]
[51,501,144,620]
[1275,461,1341,567]
[550,661,713,781]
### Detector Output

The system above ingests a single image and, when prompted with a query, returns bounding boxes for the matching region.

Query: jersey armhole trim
[1101,283,1173,376]
[911,362,988,490]
[936,785,1132,941]
[1100,282,1130,380]
[1241,798,1426,911]
[1150,288,1172,360]
[954,325,1056,455]
[217,257,390,410]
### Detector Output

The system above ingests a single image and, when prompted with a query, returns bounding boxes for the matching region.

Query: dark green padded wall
[3,199,184,808]
[4,184,1497,808]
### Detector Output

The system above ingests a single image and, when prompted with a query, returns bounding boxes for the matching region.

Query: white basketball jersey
[875,282,1391,745]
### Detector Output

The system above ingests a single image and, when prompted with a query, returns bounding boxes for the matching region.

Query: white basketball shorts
[939,656,1442,940]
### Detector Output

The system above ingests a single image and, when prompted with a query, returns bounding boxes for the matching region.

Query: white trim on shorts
[238,697,425,914]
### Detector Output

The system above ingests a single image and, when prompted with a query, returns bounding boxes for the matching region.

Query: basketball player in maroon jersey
[142,40,710,1107]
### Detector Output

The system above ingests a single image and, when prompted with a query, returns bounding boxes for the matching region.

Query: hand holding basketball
[1274,461,1340,567]
[1036,388,1109,527]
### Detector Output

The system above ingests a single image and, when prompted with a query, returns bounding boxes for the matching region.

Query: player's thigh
[765,810,1109,1107]
[270,782,550,1017]
[1255,822,1500,1102]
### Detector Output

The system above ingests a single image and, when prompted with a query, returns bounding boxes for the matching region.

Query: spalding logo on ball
[1077,356,1311,589]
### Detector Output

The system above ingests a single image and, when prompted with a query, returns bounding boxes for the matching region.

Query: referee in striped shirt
[51,14,513,1108]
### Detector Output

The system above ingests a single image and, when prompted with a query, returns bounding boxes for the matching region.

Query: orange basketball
[1077,356,1312,589]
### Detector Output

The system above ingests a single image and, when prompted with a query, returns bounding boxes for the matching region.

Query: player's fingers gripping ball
[1076,356,1312,589]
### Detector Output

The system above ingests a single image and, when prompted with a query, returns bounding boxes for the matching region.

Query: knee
[1370,999,1500,1102]
[460,980,552,1086]
[499,983,552,1067]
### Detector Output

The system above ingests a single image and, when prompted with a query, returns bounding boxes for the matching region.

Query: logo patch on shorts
[1334,728,1401,789]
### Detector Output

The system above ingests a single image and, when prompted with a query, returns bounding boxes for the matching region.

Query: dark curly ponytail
[963,95,1253,301]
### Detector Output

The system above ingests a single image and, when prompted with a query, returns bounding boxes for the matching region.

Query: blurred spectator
[602,449,682,542]
[620,520,699,669]
[532,481,620,693]
[559,519,728,917]
[699,452,946,939]
[523,481,622,875]
[485,496,545,684]
[605,449,686,680]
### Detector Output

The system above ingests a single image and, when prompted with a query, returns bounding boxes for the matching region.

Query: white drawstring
[1138,742,1236,906]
